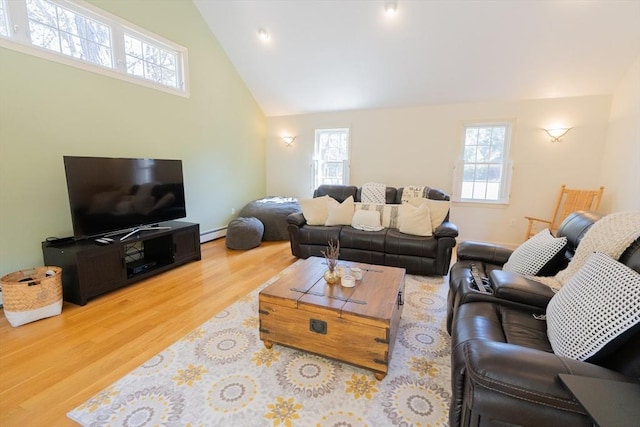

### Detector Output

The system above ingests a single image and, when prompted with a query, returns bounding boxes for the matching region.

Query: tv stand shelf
[42,221,201,305]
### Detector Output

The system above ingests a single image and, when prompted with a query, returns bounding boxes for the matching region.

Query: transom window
[313,128,350,188]
[0,0,188,96]
[27,0,113,67]
[453,122,513,204]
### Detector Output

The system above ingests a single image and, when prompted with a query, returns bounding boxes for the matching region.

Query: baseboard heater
[200,226,227,243]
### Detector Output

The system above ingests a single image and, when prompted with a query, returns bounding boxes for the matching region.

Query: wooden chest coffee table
[259,256,405,380]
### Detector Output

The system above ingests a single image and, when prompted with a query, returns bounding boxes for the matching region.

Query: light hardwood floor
[0,238,297,426]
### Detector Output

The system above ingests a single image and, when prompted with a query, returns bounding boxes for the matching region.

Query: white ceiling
[193,0,640,117]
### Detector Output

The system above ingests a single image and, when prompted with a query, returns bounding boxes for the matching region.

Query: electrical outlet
[231,208,236,215]
[510,219,516,227]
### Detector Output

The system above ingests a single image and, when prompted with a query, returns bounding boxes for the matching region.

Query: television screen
[63,156,187,238]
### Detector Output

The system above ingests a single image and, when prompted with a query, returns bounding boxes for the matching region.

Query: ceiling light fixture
[385,1,398,16]
[544,127,571,142]
[257,28,270,42]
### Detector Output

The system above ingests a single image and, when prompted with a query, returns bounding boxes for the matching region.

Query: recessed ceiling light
[257,28,270,42]
[385,1,398,16]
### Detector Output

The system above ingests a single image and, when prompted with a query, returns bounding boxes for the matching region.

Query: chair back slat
[525,185,604,240]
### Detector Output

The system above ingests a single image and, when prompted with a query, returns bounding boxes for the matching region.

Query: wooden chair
[524,185,604,240]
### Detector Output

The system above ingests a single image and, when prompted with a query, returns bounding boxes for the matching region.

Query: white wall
[267,95,614,246]
[600,56,640,212]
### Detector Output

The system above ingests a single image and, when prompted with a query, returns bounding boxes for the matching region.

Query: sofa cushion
[299,195,337,225]
[398,203,432,236]
[339,227,387,252]
[325,195,354,226]
[547,252,640,361]
[354,203,400,228]
[385,229,438,257]
[297,225,342,246]
[405,197,450,229]
[503,229,568,276]
[351,209,383,231]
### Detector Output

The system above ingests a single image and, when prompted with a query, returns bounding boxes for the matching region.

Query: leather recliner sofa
[447,210,600,333]
[447,211,640,426]
[286,184,458,276]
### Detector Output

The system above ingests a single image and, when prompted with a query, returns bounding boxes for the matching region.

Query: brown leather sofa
[286,184,458,276]
[448,211,640,426]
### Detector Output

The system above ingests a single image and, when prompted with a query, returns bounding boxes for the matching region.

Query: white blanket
[532,211,640,291]
[361,182,387,204]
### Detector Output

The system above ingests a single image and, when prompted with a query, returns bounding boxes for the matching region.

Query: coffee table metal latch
[397,290,404,307]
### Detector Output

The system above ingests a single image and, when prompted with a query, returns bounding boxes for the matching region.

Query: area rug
[68,267,452,426]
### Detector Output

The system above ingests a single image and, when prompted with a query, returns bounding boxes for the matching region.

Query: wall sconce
[385,1,398,16]
[281,136,296,147]
[544,127,571,142]
[257,28,270,43]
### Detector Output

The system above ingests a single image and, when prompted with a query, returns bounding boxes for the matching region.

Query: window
[27,0,113,67]
[124,33,178,88]
[313,128,350,188]
[0,0,10,37]
[0,0,188,96]
[453,122,513,204]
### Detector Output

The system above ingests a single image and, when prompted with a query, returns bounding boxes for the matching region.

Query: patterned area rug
[68,267,452,426]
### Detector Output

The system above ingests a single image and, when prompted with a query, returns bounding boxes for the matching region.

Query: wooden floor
[0,239,296,426]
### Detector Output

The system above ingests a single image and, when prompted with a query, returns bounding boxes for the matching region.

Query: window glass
[27,0,113,67]
[455,123,513,203]
[313,129,350,187]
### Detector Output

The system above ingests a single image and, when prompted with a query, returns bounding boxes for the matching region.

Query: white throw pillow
[325,196,355,226]
[298,195,338,226]
[354,203,400,228]
[406,198,450,229]
[351,209,383,231]
[546,252,640,361]
[399,203,432,236]
[503,229,567,276]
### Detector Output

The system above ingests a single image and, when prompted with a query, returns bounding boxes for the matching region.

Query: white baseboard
[200,227,227,243]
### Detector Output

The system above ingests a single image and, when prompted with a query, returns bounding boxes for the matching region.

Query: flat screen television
[63,156,187,239]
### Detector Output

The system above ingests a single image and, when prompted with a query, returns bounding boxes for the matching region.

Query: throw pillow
[354,203,400,229]
[398,203,432,236]
[503,229,568,276]
[546,252,640,361]
[325,196,355,226]
[406,198,450,229]
[299,196,338,226]
[351,209,383,231]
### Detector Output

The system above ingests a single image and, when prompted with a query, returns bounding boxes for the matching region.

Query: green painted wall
[0,0,266,275]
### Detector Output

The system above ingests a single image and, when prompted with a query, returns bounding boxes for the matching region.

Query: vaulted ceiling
[193,0,640,117]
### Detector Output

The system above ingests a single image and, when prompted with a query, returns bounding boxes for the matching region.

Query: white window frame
[313,128,350,188]
[0,0,189,97]
[452,121,514,204]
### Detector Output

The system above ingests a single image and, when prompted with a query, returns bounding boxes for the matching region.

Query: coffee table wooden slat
[259,256,406,379]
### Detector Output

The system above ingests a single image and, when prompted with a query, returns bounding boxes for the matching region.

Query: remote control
[95,237,114,245]
[470,263,491,294]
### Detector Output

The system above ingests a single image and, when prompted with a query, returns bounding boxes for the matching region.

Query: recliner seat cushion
[339,227,387,252]
[385,229,438,257]
[297,225,342,246]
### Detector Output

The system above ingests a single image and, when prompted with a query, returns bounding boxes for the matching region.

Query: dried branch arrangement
[321,240,340,272]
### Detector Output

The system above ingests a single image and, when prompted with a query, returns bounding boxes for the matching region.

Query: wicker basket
[1,266,63,327]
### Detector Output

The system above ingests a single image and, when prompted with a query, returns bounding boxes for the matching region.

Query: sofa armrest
[456,240,512,265]
[286,212,306,227]
[489,270,556,308]
[433,221,458,238]
[460,340,630,426]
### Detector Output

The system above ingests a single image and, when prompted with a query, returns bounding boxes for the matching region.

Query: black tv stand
[118,225,172,241]
[42,221,201,305]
